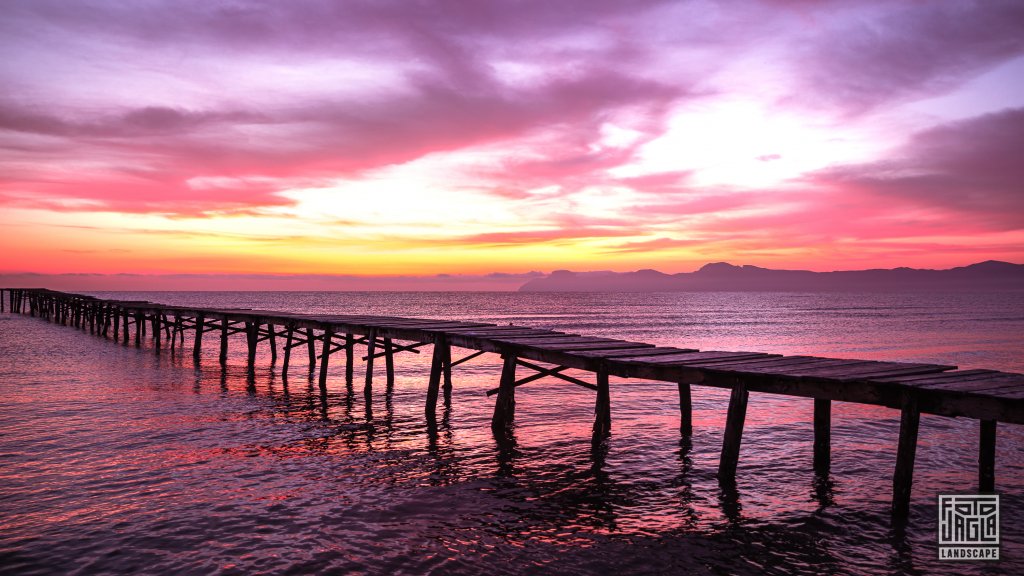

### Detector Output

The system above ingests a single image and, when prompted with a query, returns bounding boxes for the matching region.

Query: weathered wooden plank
[871,369,1001,383]
[829,365,953,382]
[626,351,770,365]
[575,347,697,359]
[489,336,611,345]
[908,374,1024,393]
[523,341,654,352]
[697,356,834,370]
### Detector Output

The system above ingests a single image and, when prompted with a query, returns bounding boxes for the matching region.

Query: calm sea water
[1,291,1022,575]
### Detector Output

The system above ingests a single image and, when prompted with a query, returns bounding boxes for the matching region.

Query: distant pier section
[3,288,1021,519]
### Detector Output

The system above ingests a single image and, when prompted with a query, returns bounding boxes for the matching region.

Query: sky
[1,0,1023,289]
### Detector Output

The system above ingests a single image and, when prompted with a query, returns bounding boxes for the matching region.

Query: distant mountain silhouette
[518,260,1024,292]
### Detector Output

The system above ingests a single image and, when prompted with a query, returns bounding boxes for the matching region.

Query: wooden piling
[123,311,130,345]
[193,314,204,360]
[306,328,316,371]
[443,340,452,392]
[814,398,831,474]
[268,323,277,363]
[718,381,749,483]
[678,382,692,436]
[245,322,258,370]
[112,307,119,341]
[426,336,446,419]
[345,334,354,385]
[219,318,228,364]
[151,314,161,351]
[134,312,143,347]
[318,329,333,392]
[491,353,518,432]
[593,370,611,438]
[979,419,996,492]
[282,326,294,373]
[384,337,395,389]
[891,395,920,518]
[364,329,377,394]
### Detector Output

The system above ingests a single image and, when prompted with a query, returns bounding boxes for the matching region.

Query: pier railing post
[891,394,920,519]
[491,353,518,432]
[979,420,996,492]
[718,380,749,484]
[814,398,831,474]
[678,382,693,436]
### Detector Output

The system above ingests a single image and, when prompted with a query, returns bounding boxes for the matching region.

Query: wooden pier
[3,288,1021,519]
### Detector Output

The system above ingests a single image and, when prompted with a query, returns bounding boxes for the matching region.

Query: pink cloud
[787,1,1024,114]
[806,107,1024,230]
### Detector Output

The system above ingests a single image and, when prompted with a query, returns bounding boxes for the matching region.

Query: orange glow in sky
[1,1,1023,288]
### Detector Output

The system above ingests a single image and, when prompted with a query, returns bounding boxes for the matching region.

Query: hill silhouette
[518,261,1024,292]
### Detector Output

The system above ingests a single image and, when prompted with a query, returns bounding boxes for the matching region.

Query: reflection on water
[1,291,1022,575]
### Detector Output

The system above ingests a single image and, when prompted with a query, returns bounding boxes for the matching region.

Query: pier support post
[245,322,258,370]
[979,420,996,492]
[219,318,228,364]
[442,341,452,393]
[268,324,277,363]
[306,328,316,371]
[718,381,749,484]
[891,395,920,518]
[491,354,518,432]
[318,329,333,392]
[364,329,377,394]
[426,336,446,419]
[193,314,205,361]
[135,312,143,347]
[814,398,831,474]
[152,314,161,351]
[112,308,119,341]
[123,312,130,345]
[678,382,693,436]
[384,338,395,389]
[345,334,354,385]
[593,370,611,439]
[282,326,293,374]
